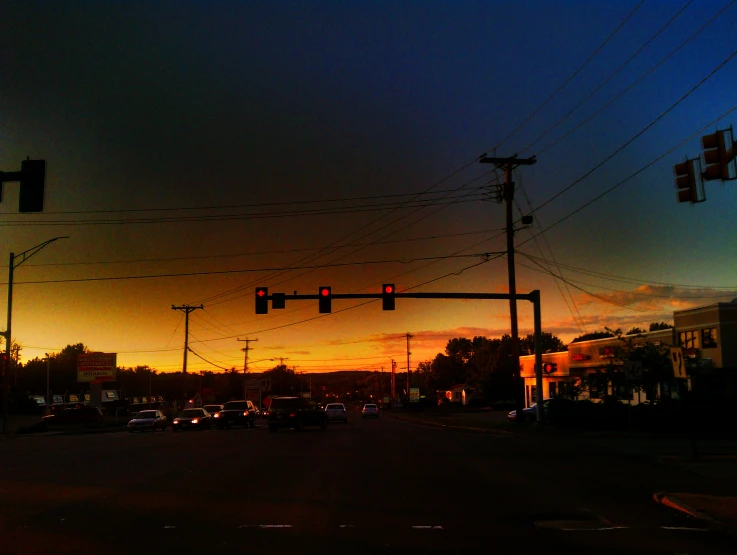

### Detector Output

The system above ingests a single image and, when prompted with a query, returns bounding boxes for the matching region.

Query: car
[172,408,212,431]
[361,404,379,418]
[507,400,550,422]
[267,397,328,432]
[325,403,348,423]
[217,400,258,429]
[260,406,270,419]
[41,405,103,426]
[127,410,167,432]
[203,404,224,423]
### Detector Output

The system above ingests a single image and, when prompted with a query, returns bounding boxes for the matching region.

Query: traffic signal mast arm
[257,291,539,301]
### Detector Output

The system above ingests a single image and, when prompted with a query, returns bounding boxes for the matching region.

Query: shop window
[702,328,717,349]
[679,330,699,350]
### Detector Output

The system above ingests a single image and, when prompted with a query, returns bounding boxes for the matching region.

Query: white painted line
[162,526,176,529]
[238,524,293,529]
[338,525,355,528]
[560,526,629,531]
[661,526,710,532]
[412,525,444,529]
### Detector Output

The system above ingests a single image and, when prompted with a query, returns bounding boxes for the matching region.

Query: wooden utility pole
[238,337,258,400]
[479,153,536,422]
[406,333,412,409]
[171,304,203,403]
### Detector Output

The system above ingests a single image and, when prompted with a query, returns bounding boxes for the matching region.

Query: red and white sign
[572,353,591,361]
[77,353,117,383]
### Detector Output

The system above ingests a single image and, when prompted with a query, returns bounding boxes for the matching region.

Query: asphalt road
[0,410,732,554]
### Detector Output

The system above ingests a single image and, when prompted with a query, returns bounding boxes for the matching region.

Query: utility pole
[171,304,203,403]
[238,337,258,400]
[406,333,412,410]
[391,359,396,408]
[480,153,537,422]
[45,353,51,415]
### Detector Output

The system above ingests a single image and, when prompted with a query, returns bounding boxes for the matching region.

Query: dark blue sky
[2,1,736,371]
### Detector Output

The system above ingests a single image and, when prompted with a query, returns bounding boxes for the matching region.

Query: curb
[386,413,514,435]
[653,492,722,525]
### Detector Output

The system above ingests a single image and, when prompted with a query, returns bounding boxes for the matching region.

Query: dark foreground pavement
[0,414,733,554]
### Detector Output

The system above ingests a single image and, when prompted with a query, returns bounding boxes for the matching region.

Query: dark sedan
[42,405,103,426]
[217,400,257,429]
[267,397,328,432]
[172,408,212,431]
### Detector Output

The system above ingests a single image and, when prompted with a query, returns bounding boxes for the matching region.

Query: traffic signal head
[382,284,395,311]
[255,287,268,314]
[318,286,331,313]
[543,362,557,374]
[19,159,46,212]
[0,353,7,378]
[701,130,732,181]
[674,159,703,204]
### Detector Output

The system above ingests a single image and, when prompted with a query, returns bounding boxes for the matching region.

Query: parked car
[42,405,103,426]
[172,408,212,431]
[217,400,258,429]
[361,404,379,419]
[267,397,328,432]
[325,403,348,423]
[127,410,167,432]
[507,400,549,422]
[203,404,224,422]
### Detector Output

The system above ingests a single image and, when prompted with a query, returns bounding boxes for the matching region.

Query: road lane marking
[339,525,355,528]
[661,526,710,532]
[238,524,293,528]
[412,525,443,529]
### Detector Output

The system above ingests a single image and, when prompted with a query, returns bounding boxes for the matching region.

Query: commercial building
[520,300,737,407]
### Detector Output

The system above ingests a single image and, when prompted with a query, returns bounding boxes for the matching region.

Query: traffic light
[382,284,395,311]
[19,159,46,212]
[318,286,331,313]
[255,287,268,314]
[674,159,702,204]
[543,362,557,374]
[272,292,285,309]
[701,129,733,181]
[0,353,7,378]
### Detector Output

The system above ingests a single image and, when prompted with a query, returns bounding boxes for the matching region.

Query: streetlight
[2,236,69,433]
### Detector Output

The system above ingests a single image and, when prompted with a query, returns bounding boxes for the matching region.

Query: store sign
[409,388,420,403]
[572,353,590,361]
[599,346,616,358]
[77,353,117,382]
[68,394,79,403]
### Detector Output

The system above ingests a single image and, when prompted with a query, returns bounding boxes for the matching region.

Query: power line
[528,44,737,219]
[21,227,505,268]
[517,251,737,290]
[519,101,737,247]
[6,252,500,285]
[534,0,736,157]
[519,0,694,155]
[485,0,645,152]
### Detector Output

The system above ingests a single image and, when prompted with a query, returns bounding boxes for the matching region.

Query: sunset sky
[3,0,736,375]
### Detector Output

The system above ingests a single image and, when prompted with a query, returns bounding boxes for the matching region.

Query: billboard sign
[77,353,117,383]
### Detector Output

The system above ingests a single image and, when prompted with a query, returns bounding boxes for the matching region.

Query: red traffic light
[382,283,395,311]
[255,287,268,314]
[319,286,332,313]
[384,285,393,294]
[321,288,330,296]
[257,289,266,297]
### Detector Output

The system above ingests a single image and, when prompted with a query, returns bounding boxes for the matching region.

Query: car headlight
[213,413,220,418]
[173,420,179,424]
[191,418,199,424]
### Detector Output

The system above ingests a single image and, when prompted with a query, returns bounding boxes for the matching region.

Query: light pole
[45,353,51,415]
[2,236,69,434]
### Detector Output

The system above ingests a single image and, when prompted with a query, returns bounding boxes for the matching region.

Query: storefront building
[520,300,737,407]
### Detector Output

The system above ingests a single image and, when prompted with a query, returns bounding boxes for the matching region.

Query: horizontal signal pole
[261,292,539,301]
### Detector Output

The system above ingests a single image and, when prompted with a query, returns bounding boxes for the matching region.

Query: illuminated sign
[599,346,616,358]
[77,353,117,383]
[572,354,591,361]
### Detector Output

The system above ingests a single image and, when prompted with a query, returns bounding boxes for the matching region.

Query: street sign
[670,347,688,379]
[77,353,117,383]
[623,360,643,380]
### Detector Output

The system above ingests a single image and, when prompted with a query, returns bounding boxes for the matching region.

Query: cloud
[286,350,311,355]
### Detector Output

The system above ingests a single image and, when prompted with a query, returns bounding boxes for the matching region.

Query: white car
[325,403,348,423]
[361,404,379,419]
[128,410,167,432]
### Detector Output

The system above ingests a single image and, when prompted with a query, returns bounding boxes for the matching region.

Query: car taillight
[244,411,248,416]
[289,412,296,418]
